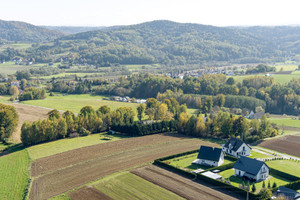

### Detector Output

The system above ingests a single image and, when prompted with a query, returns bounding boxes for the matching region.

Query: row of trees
[177,111,278,143]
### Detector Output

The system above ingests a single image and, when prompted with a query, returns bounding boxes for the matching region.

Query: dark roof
[233,156,269,176]
[276,186,300,199]
[223,138,250,151]
[197,146,223,162]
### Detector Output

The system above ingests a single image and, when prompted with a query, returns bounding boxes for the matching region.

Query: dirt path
[29,134,218,200]
[132,165,241,200]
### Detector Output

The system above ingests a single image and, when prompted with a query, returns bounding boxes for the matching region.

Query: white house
[222,138,251,157]
[192,146,224,167]
[233,156,269,182]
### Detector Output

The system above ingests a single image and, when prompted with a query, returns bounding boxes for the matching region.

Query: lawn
[93,172,184,200]
[0,149,30,200]
[22,94,140,113]
[219,169,291,193]
[27,133,130,160]
[249,151,275,159]
[270,118,300,128]
[166,152,232,171]
[266,160,300,178]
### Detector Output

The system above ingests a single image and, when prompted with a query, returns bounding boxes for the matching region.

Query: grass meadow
[270,118,300,128]
[93,172,184,200]
[0,149,30,200]
[266,159,300,177]
[22,94,140,113]
[27,133,130,160]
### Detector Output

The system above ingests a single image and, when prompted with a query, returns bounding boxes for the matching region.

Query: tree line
[177,111,278,143]
[0,103,18,143]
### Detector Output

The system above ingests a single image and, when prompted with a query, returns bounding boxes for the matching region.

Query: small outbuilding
[233,156,269,182]
[276,186,300,200]
[222,138,251,157]
[192,146,224,167]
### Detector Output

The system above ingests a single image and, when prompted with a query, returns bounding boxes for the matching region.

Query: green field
[273,64,298,72]
[27,133,129,160]
[270,118,300,128]
[166,152,232,171]
[219,169,290,193]
[93,172,184,200]
[38,72,104,79]
[233,74,300,84]
[266,160,300,177]
[0,43,32,52]
[22,94,140,113]
[0,149,30,200]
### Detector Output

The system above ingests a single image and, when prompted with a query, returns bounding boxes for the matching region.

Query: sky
[1,0,300,27]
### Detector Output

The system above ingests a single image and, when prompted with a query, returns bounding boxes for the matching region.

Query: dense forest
[1,20,300,66]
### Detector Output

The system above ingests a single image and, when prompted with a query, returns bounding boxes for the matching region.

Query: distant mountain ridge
[0,19,64,43]
[41,26,107,35]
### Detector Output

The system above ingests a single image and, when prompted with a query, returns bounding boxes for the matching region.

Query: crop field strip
[131,165,239,200]
[29,134,218,199]
[259,135,300,157]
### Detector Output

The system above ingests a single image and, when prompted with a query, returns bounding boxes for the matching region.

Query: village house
[233,156,269,182]
[247,110,265,119]
[222,138,251,157]
[192,146,224,167]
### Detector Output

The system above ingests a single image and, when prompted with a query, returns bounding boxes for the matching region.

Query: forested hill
[0,19,64,43]
[237,26,300,55]
[2,20,300,66]
[41,20,298,66]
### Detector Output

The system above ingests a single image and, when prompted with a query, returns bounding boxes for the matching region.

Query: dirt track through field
[29,134,218,200]
[131,165,240,200]
[68,186,112,200]
[259,135,300,157]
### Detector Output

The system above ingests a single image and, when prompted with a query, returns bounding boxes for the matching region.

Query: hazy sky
[1,0,300,27]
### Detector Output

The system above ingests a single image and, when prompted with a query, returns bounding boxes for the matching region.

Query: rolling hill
[0,19,64,43]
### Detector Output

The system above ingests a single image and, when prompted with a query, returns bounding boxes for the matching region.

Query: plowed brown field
[30,134,218,200]
[68,186,112,200]
[131,165,241,200]
[259,135,300,157]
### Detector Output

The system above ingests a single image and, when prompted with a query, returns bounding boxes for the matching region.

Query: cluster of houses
[192,138,300,199]
[165,67,239,80]
[109,96,146,104]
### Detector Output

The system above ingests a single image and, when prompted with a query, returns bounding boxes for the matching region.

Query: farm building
[233,156,269,182]
[192,146,224,167]
[247,111,265,119]
[276,186,300,200]
[222,138,251,157]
